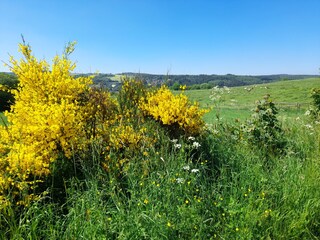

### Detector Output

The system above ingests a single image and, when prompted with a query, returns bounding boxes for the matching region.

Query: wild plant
[242,94,286,158]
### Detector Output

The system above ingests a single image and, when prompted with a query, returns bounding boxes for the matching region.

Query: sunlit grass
[184,78,319,122]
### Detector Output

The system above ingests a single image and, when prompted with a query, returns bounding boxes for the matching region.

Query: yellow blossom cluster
[0,42,92,205]
[0,42,208,207]
[108,124,151,151]
[140,85,209,135]
[118,77,146,111]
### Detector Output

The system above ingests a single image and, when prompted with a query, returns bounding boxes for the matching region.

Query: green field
[109,74,123,81]
[184,77,320,122]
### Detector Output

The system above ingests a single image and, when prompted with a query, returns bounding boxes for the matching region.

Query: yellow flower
[179,85,186,90]
[0,42,92,206]
[139,85,208,135]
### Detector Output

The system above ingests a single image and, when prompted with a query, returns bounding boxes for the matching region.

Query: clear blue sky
[1,0,319,75]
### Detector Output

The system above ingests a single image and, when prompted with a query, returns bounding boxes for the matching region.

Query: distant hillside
[1,72,318,91]
[91,73,319,90]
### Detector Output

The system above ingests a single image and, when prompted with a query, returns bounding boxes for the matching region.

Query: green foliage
[242,94,286,158]
[171,81,180,90]
[308,88,320,120]
[0,73,18,111]
[311,88,320,111]
[3,118,320,239]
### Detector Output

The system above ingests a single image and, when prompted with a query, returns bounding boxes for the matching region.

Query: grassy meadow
[185,77,319,122]
[1,71,320,239]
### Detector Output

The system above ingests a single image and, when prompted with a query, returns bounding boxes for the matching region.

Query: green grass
[184,77,320,122]
[2,119,319,239]
[109,74,123,82]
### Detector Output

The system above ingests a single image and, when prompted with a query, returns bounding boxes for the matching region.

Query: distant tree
[171,81,180,90]
[0,73,18,111]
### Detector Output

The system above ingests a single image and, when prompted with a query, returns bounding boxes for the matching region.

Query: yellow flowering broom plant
[139,85,209,136]
[0,41,92,206]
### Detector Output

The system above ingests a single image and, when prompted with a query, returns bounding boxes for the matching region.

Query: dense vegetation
[0,43,319,239]
[0,73,18,111]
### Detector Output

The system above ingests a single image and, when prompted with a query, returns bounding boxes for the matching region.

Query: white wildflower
[192,141,201,149]
[191,169,199,173]
[212,129,219,135]
[174,143,182,149]
[170,139,178,144]
[183,165,190,171]
[176,178,185,184]
[188,136,195,141]
[305,110,311,116]
[304,124,313,129]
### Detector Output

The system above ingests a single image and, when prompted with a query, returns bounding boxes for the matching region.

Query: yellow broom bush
[0,42,92,206]
[0,42,208,208]
[139,85,208,136]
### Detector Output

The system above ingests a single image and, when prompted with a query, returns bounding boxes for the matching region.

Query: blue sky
[1,0,319,75]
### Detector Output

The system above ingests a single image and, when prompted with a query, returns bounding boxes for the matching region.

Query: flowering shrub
[242,94,286,157]
[118,77,147,118]
[0,42,92,206]
[82,88,118,140]
[140,85,208,136]
[0,43,208,208]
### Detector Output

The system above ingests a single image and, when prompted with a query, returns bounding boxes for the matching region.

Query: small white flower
[212,129,219,135]
[174,143,182,149]
[111,84,116,88]
[170,139,178,144]
[183,165,190,171]
[192,142,201,149]
[305,110,311,116]
[188,136,195,141]
[191,169,199,173]
[176,178,185,184]
[304,124,313,129]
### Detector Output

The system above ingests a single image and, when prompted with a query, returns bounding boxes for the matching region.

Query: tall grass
[2,115,320,239]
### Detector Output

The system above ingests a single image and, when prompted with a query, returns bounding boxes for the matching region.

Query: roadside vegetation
[0,43,319,239]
